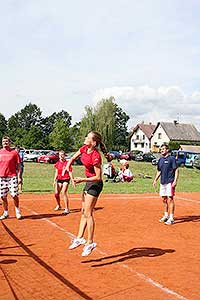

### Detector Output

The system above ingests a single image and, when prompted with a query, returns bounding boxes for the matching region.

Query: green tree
[0,113,7,141]
[78,97,130,150]
[49,119,73,151]
[22,126,45,149]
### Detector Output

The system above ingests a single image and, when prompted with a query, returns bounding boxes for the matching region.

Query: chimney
[174,120,178,125]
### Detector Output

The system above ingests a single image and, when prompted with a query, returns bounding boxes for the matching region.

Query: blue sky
[1,0,200,129]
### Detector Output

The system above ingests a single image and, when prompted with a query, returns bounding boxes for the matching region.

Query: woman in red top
[63,131,111,256]
[53,150,74,215]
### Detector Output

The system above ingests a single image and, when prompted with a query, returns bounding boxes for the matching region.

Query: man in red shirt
[0,136,22,220]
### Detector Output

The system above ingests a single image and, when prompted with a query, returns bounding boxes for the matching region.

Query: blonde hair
[90,131,112,162]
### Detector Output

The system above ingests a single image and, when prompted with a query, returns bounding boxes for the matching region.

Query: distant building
[151,121,200,152]
[130,123,156,153]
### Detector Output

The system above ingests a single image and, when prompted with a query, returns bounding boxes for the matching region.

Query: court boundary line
[22,206,188,300]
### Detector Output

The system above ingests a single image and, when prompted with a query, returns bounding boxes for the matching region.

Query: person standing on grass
[53,150,75,215]
[0,136,22,220]
[63,131,112,257]
[153,144,179,225]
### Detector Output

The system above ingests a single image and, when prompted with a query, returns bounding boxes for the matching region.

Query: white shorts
[0,177,19,198]
[160,182,175,197]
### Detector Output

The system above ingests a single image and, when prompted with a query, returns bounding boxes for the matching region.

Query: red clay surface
[0,192,200,300]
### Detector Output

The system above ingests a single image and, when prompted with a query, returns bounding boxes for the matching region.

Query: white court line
[22,206,188,300]
[176,197,200,204]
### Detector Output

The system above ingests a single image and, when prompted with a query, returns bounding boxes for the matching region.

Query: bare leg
[169,196,175,215]
[162,196,168,214]
[62,182,69,210]
[54,183,62,207]
[13,195,20,209]
[1,196,8,211]
[77,193,87,238]
[83,194,98,245]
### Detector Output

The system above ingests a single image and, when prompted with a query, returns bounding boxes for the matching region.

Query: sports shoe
[159,216,169,223]
[54,205,62,211]
[62,208,70,215]
[69,237,86,250]
[16,212,22,220]
[0,212,9,220]
[165,218,174,225]
[81,242,97,257]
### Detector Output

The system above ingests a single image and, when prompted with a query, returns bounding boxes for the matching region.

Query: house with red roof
[130,123,156,153]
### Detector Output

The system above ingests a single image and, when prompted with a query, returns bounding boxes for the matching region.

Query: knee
[162,197,167,203]
[83,211,92,219]
[54,193,60,200]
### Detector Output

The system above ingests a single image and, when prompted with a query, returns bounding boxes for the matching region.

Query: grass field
[23,160,200,194]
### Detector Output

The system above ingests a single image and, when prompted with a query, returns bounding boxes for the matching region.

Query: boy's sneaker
[69,237,86,250]
[16,212,22,220]
[0,212,9,220]
[81,242,97,257]
[165,218,174,225]
[54,205,62,211]
[62,208,70,215]
[159,216,169,223]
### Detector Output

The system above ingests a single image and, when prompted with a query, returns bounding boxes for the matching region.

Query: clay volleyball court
[0,192,200,300]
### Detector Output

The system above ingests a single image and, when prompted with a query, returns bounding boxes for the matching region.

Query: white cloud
[93,85,200,130]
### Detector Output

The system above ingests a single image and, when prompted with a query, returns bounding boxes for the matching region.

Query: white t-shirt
[123,168,133,177]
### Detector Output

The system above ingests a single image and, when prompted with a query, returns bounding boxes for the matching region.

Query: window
[143,135,145,140]
[134,143,137,148]
[136,135,139,140]
[158,133,162,139]
[141,143,144,148]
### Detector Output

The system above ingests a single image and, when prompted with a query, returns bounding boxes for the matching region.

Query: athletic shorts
[57,179,70,184]
[160,182,175,197]
[83,181,103,197]
[0,176,19,198]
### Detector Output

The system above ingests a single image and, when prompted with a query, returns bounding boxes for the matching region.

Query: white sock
[4,210,9,216]
[164,212,169,217]
[15,207,20,214]
[169,214,174,220]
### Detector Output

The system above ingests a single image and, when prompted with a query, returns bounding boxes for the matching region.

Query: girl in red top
[63,131,112,256]
[53,150,74,215]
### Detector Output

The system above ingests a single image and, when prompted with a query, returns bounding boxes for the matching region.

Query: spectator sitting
[119,162,134,182]
[103,162,116,182]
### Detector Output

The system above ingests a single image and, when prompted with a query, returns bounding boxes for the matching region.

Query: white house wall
[130,127,151,153]
[151,124,170,150]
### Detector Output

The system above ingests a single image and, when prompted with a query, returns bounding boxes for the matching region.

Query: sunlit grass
[23,160,200,194]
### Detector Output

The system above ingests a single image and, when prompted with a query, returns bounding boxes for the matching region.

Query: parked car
[24,150,42,162]
[193,155,200,169]
[171,150,199,167]
[135,152,156,162]
[65,152,82,165]
[24,150,53,162]
[109,150,121,160]
[185,153,200,168]
[37,151,59,164]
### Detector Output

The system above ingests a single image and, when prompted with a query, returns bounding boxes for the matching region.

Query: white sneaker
[69,237,86,250]
[63,208,70,215]
[54,205,62,211]
[16,212,22,220]
[159,216,169,223]
[0,212,9,220]
[81,242,97,257]
[165,218,174,225]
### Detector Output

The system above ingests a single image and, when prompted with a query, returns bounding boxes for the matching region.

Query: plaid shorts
[0,176,19,198]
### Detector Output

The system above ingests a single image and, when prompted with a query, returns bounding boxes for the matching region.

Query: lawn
[23,160,200,194]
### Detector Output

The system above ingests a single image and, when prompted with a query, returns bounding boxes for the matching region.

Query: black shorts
[83,181,103,197]
[57,179,70,184]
